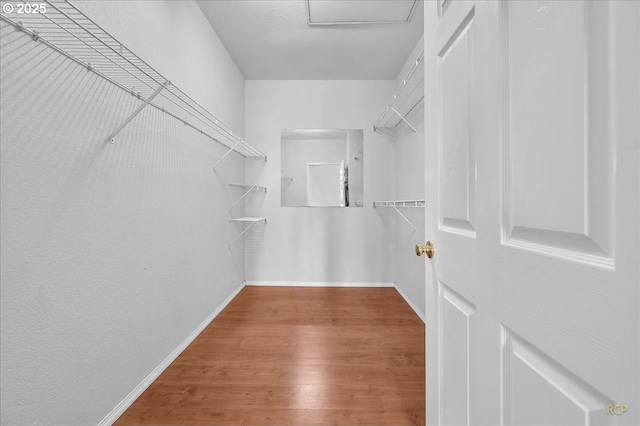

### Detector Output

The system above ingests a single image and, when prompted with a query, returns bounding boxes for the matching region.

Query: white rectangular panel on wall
[438,9,476,237]
[439,283,476,426]
[502,0,613,267]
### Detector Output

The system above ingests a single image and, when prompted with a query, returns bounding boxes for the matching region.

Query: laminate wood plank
[115,286,425,425]
[158,366,422,385]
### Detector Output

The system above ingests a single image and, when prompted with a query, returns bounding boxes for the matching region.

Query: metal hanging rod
[373,49,425,135]
[0,1,266,160]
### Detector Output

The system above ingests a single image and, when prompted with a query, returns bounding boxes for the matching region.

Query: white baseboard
[245,281,394,287]
[394,283,425,323]
[97,282,246,426]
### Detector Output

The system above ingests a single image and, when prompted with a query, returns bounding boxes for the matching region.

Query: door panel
[503,328,612,426]
[438,8,477,236]
[424,1,639,425]
[440,0,452,18]
[503,0,613,265]
[440,283,476,425]
[498,0,628,403]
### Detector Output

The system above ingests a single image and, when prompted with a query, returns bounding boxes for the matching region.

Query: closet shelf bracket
[373,105,418,134]
[372,49,424,136]
[228,183,267,212]
[228,218,266,247]
[388,106,417,133]
[0,4,267,160]
[106,81,170,144]
[373,200,425,231]
[212,141,241,170]
[393,206,416,231]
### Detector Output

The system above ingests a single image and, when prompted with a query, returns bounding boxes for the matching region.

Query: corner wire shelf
[0,0,266,169]
[281,170,293,180]
[373,49,424,135]
[228,183,267,212]
[373,199,425,231]
[227,218,267,247]
[228,183,267,247]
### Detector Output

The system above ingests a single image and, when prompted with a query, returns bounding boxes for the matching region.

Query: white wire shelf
[228,183,267,212]
[228,183,266,245]
[373,49,424,135]
[373,200,425,208]
[373,199,425,231]
[354,200,364,207]
[228,217,266,247]
[281,170,293,180]
[229,183,267,191]
[0,0,266,166]
[229,217,267,223]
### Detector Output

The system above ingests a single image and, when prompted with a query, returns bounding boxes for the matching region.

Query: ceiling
[196,0,424,80]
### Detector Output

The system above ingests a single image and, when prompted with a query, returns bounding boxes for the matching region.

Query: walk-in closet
[2,1,639,425]
[1,1,427,424]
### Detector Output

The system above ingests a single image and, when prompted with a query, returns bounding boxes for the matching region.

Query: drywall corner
[395,283,425,323]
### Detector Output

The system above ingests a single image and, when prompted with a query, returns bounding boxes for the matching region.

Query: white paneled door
[423,1,639,425]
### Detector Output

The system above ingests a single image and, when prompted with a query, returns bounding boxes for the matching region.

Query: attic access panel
[307,0,419,25]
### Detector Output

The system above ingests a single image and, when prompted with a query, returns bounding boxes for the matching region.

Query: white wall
[394,36,426,318]
[0,1,246,424]
[245,80,397,283]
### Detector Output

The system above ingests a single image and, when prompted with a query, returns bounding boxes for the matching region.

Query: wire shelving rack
[0,0,266,166]
[373,199,425,231]
[373,49,425,135]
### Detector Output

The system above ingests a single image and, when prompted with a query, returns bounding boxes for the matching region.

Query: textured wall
[394,36,427,319]
[244,80,397,283]
[0,1,246,424]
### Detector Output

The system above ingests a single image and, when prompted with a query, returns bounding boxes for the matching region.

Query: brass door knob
[415,241,435,258]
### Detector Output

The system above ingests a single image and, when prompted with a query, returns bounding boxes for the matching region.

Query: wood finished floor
[115,286,425,425]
